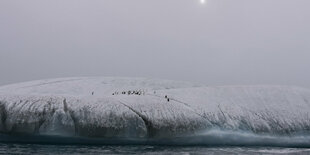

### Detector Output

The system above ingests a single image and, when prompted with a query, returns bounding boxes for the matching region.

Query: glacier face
[0,77,310,145]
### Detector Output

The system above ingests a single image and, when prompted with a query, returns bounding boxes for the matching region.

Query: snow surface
[0,77,310,144]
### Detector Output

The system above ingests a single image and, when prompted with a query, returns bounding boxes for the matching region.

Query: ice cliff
[0,77,309,146]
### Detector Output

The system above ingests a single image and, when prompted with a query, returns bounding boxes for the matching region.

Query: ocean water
[1,144,310,155]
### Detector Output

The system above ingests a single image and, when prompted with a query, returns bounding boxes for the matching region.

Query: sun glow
[200,0,206,4]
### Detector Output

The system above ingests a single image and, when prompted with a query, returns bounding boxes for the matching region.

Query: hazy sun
[200,0,206,4]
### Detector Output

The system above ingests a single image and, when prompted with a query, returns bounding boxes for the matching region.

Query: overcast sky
[0,0,310,87]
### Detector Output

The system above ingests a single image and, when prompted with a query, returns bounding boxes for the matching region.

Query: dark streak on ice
[147,94,217,128]
[63,98,78,136]
[0,101,7,132]
[116,100,154,138]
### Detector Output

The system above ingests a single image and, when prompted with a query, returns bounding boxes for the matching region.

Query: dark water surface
[0,143,310,155]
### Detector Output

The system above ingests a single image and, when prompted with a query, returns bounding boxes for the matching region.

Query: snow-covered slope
[0,77,200,96]
[0,77,310,146]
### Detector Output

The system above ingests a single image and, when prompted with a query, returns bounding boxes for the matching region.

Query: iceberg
[0,77,310,146]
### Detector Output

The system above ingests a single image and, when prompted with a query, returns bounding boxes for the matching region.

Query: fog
[0,0,309,87]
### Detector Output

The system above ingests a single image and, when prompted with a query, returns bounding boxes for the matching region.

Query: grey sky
[0,0,310,87]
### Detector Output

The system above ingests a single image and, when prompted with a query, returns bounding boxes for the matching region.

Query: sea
[1,143,310,155]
